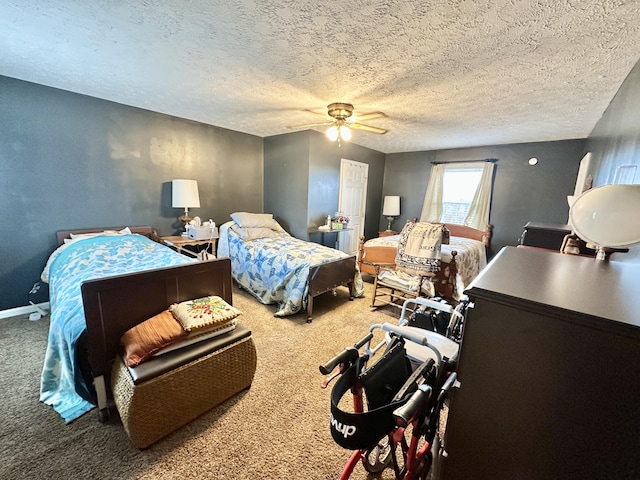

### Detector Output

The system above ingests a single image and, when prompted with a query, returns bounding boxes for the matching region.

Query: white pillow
[230,212,279,230]
[230,224,281,241]
[68,227,132,240]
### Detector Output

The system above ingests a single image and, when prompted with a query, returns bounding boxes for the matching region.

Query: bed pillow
[170,295,243,332]
[120,309,188,367]
[230,212,279,230]
[230,224,281,241]
[67,227,133,242]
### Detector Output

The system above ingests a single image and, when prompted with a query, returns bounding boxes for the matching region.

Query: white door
[338,159,368,254]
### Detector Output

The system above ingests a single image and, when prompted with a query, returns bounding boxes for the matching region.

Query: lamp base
[180,207,193,225]
[179,209,192,233]
[386,216,394,231]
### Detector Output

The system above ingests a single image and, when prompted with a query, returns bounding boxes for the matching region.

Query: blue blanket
[39,234,193,423]
[218,222,363,316]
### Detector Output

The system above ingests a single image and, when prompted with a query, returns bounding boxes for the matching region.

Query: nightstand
[378,230,399,237]
[161,235,217,256]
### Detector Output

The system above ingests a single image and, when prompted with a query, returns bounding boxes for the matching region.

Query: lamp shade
[382,196,400,216]
[569,184,640,248]
[172,179,200,208]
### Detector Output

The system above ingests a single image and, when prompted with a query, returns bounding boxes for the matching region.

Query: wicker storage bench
[111,324,257,449]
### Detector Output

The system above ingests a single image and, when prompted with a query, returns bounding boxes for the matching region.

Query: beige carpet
[1,281,411,480]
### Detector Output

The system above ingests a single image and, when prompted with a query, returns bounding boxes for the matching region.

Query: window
[441,167,484,224]
[420,161,495,230]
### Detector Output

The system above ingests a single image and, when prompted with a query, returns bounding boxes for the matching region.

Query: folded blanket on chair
[395,222,444,275]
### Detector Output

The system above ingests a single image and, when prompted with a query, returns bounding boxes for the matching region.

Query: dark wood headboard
[80,258,233,381]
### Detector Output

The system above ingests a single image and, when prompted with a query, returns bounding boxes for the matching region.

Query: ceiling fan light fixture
[326,125,339,141]
[339,125,352,141]
[327,103,354,120]
[296,102,386,142]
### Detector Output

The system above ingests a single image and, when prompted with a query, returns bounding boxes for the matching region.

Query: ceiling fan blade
[350,122,388,135]
[303,108,330,118]
[287,121,332,129]
[354,111,386,122]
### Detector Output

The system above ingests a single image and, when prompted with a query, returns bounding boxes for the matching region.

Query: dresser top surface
[466,246,640,329]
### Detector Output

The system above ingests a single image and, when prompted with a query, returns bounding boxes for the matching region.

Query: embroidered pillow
[170,295,243,332]
[120,310,188,367]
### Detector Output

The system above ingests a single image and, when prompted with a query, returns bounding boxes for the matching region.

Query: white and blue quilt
[218,222,363,317]
[39,234,193,423]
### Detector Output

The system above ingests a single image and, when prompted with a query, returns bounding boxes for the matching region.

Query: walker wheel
[363,437,392,473]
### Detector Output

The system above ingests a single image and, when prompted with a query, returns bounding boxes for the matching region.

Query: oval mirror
[569,184,640,248]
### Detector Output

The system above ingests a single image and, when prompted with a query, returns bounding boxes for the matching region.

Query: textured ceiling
[2,1,640,153]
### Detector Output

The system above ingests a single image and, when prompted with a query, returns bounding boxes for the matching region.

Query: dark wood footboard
[80,258,233,419]
[306,256,356,322]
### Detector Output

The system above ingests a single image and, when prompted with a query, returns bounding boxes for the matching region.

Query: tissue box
[187,226,218,240]
[331,222,343,231]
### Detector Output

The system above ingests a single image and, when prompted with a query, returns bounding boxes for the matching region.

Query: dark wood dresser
[518,221,571,250]
[442,246,640,480]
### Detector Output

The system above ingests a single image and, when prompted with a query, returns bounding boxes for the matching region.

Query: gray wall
[586,58,640,262]
[263,131,310,237]
[588,59,640,187]
[308,131,386,242]
[0,76,264,310]
[380,150,436,233]
[384,140,587,257]
[264,130,386,245]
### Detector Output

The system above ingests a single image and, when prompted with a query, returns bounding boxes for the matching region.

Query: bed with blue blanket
[40,227,233,423]
[217,212,363,321]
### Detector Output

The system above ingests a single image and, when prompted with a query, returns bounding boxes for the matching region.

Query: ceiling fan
[288,103,388,145]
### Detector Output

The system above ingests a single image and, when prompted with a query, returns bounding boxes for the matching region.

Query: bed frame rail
[307,255,356,322]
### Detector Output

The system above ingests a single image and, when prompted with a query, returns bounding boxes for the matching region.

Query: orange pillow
[120,310,188,367]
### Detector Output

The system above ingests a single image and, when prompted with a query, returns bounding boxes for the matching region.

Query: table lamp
[172,179,200,226]
[383,195,400,231]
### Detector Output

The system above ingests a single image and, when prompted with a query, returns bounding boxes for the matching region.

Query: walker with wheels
[320,297,468,479]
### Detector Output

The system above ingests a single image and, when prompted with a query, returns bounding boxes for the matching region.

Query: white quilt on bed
[364,234,487,293]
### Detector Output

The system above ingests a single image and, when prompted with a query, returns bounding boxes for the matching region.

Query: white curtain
[419,161,495,230]
[464,161,495,230]
[419,164,445,222]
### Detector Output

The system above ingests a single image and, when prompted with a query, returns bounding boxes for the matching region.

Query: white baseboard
[0,302,50,320]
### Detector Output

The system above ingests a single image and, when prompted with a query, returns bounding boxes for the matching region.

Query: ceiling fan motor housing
[327,103,354,120]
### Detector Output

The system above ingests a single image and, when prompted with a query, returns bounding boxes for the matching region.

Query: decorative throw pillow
[170,295,243,332]
[121,310,188,367]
